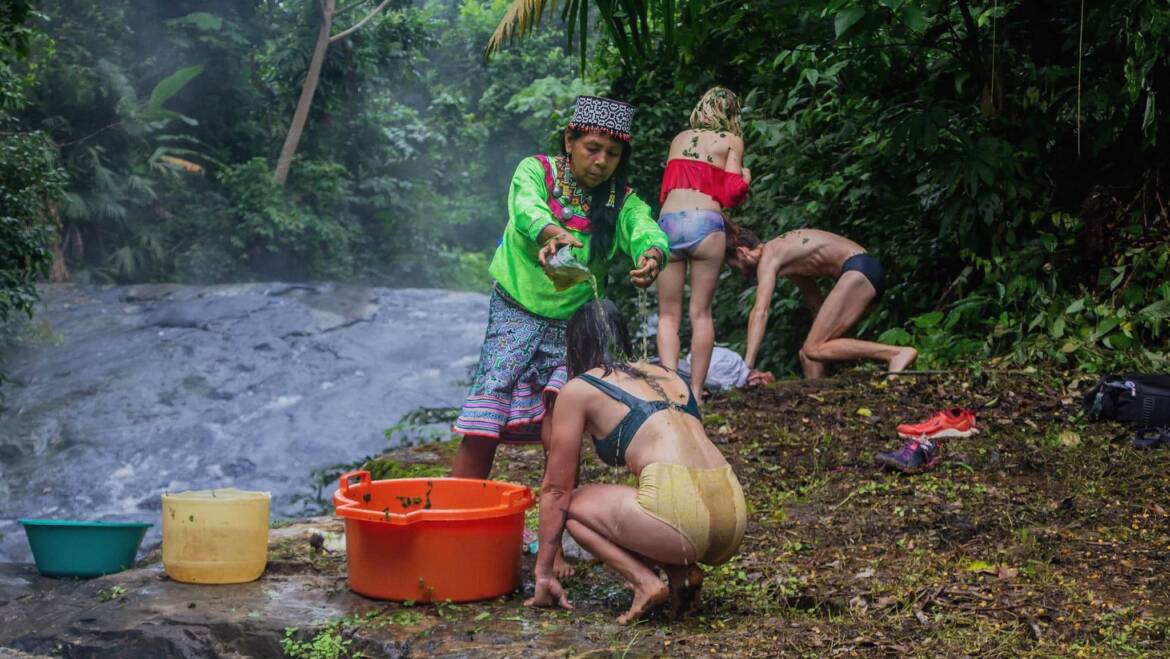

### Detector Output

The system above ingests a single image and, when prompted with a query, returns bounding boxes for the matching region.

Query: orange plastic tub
[332,470,534,602]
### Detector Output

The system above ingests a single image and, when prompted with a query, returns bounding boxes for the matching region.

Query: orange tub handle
[337,470,371,503]
[506,488,534,508]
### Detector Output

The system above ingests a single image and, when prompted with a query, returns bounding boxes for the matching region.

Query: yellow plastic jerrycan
[162,488,270,584]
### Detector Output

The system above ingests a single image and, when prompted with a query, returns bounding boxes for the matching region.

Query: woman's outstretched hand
[538,231,583,266]
[629,251,662,288]
[746,368,774,386]
[526,576,574,610]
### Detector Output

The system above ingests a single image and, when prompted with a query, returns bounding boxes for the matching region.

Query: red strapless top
[659,158,749,209]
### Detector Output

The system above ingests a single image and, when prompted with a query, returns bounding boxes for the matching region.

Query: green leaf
[168,12,223,31]
[1139,299,1170,321]
[878,328,912,345]
[834,8,865,38]
[899,5,928,31]
[146,65,205,114]
[1065,298,1085,314]
[912,311,944,329]
[1091,317,1121,342]
[1109,267,1126,290]
[1050,316,1065,339]
[964,560,996,573]
[1105,332,1137,349]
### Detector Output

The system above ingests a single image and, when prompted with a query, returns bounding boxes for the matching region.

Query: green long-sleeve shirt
[488,156,669,320]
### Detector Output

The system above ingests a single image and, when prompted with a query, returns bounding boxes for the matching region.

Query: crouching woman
[525,300,747,624]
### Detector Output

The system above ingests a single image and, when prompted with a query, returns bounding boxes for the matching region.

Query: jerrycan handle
[338,470,371,503]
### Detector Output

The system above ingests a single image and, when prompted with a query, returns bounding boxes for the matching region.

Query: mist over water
[0,2,605,564]
[0,283,488,562]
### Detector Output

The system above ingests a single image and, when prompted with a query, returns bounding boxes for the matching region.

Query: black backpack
[1082,374,1170,428]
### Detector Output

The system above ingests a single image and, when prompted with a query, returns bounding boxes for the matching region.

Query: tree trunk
[47,200,70,283]
[273,0,335,185]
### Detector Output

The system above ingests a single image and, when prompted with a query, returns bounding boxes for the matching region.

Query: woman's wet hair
[723,216,761,261]
[564,128,631,266]
[566,299,634,377]
[690,87,743,137]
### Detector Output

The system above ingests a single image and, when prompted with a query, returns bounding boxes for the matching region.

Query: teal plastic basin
[19,519,152,578]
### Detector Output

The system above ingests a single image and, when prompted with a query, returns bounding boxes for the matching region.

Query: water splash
[635,287,651,361]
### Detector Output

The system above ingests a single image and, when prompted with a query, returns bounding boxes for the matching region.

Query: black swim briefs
[841,253,886,300]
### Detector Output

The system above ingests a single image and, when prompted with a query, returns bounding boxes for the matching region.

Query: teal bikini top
[578,368,702,467]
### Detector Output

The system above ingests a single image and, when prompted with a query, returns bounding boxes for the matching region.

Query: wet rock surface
[0,520,349,659]
[0,284,488,562]
[0,519,657,659]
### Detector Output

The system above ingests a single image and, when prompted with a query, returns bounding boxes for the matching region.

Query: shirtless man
[724,225,917,378]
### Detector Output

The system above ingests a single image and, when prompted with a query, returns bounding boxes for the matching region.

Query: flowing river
[0,283,488,562]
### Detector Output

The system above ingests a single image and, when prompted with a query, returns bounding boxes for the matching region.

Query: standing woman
[452,96,670,480]
[656,87,751,404]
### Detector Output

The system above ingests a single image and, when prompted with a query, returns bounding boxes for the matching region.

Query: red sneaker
[896,408,978,439]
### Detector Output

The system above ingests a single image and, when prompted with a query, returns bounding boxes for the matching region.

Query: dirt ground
[289,369,1170,657]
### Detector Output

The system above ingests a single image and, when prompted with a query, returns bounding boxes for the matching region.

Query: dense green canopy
[496,0,1170,373]
[1,0,1168,377]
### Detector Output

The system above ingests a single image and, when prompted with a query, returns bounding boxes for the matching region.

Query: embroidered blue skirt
[452,286,568,443]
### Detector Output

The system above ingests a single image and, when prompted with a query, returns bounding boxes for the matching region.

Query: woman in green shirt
[452,96,669,481]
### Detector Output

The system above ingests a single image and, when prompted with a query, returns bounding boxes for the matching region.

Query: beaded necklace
[552,155,590,218]
[552,155,617,222]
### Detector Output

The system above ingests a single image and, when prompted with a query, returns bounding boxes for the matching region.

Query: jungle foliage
[2,0,1168,376]
[2,0,586,291]
[0,0,65,327]
[509,0,1169,373]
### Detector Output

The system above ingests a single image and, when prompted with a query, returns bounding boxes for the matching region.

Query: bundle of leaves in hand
[544,245,593,291]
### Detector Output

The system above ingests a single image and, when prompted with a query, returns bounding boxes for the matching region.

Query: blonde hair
[689,86,742,136]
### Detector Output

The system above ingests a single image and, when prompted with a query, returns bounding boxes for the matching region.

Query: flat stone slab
[0,520,668,658]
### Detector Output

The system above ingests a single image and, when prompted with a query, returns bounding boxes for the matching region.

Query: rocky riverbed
[0,283,488,562]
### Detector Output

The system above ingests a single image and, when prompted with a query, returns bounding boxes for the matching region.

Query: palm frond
[487,0,573,57]
[95,59,140,121]
[138,232,166,262]
[663,0,674,48]
[92,195,128,224]
[106,246,137,279]
[615,0,645,56]
[61,192,90,221]
[564,1,585,71]
[126,174,159,200]
[486,0,671,69]
[593,0,636,62]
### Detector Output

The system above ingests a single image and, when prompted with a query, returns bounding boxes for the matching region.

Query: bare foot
[553,547,575,580]
[665,564,704,619]
[616,579,669,625]
[887,347,918,374]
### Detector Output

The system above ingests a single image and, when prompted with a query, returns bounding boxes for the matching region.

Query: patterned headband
[568,95,635,142]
